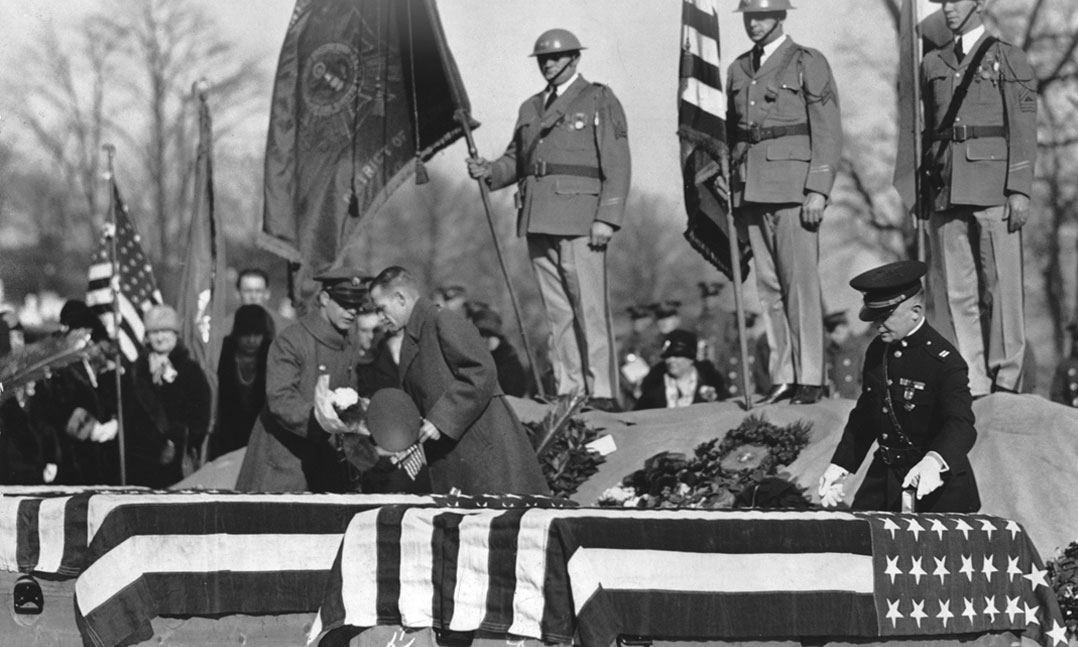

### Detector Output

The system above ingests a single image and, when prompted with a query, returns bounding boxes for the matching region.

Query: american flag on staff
[678,0,751,282]
[311,509,1067,647]
[85,185,163,362]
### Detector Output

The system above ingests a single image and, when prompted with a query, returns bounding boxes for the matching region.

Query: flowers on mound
[598,414,813,510]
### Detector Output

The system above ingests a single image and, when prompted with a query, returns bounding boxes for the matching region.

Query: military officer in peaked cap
[237,266,377,493]
[467,28,631,412]
[818,261,981,513]
[726,0,843,405]
[920,0,1037,397]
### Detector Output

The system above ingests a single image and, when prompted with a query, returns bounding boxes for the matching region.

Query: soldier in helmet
[726,0,843,405]
[467,28,631,413]
[919,0,1037,397]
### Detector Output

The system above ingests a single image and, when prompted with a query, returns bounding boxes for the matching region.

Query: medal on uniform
[571,112,587,130]
[898,378,925,410]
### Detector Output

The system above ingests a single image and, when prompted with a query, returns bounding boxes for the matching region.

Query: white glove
[313,374,351,435]
[42,463,58,484]
[91,419,119,443]
[817,463,849,508]
[902,454,944,500]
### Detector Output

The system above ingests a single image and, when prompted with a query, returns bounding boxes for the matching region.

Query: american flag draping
[311,508,1068,647]
[85,186,163,362]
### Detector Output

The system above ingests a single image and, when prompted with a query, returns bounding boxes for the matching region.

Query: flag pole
[455,110,546,398]
[910,0,927,262]
[721,167,754,411]
[103,143,128,485]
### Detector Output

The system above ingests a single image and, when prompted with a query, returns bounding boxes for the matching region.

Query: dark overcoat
[398,298,547,495]
[235,312,373,493]
[830,322,980,512]
[634,361,726,410]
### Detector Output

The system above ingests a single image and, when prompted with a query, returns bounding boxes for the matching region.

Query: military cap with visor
[315,267,371,309]
[530,28,585,57]
[849,260,927,322]
[735,0,796,13]
[661,329,698,360]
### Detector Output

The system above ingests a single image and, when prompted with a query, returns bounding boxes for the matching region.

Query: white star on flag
[1006,555,1023,580]
[982,595,998,622]
[1023,567,1048,589]
[981,554,998,580]
[953,518,973,539]
[962,597,977,622]
[936,599,954,627]
[1047,621,1069,646]
[979,518,996,538]
[1004,596,1022,623]
[906,518,925,540]
[930,518,947,539]
[960,554,975,580]
[883,517,901,539]
[932,556,950,584]
[886,599,903,628]
[885,555,903,583]
[1005,520,1022,539]
[1023,602,1041,626]
[910,599,927,628]
[909,556,927,584]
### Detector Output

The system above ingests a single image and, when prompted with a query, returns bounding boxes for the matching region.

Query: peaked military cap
[823,310,849,331]
[627,304,655,320]
[849,260,926,322]
[653,300,682,319]
[661,329,698,359]
[315,267,371,309]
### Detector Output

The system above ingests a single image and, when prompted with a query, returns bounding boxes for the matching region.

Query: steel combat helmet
[530,28,585,57]
[735,0,796,12]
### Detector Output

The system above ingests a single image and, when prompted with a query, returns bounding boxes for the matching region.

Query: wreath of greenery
[1047,542,1078,636]
[599,414,813,510]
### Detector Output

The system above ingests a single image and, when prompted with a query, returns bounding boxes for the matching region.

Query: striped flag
[86,187,163,362]
[312,508,1068,647]
[678,0,750,282]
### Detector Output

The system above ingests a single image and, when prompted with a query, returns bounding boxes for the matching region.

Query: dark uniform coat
[488,75,631,236]
[1050,356,1078,408]
[922,35,1037,210]
[826,332,873,400]
[830,322,980,513]
[236,312,374,493]
[634,360,726,411]
[398,298,547,495]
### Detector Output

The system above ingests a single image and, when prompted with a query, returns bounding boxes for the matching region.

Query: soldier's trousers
[527,234,619,399]
[737,202,824,386]
[926,205,1025,395]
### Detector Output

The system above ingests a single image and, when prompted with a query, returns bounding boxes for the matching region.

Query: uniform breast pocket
[765,141,812,162]
[553,176,601,196]
[965,139,1007,162]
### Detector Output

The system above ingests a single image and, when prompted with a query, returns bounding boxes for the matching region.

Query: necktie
[954,38,965,62]
[544,86,558,110]
[751,45,765,72]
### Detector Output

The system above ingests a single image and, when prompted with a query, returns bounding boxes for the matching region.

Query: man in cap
[466,28,631,413]
[368,266,547,495]
[823,310,871,399]
[818,260,980,512]
[236,267,377,492]
[919,0,1037,397]
[634,329,725,410]
[727,0,843,405]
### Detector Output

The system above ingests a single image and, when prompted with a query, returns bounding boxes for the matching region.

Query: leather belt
[529,160,601,179]
[734,122,809,144]
[932,124,1006,142]
[875,445,925,468]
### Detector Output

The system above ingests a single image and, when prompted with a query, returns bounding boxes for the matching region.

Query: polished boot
[790,384,824,404]
[757,383,795,405]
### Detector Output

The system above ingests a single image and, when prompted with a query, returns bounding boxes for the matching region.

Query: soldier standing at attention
[467,29,631,413]
[818,261,980,513]
[726,0,843,405]
[921,0,1037,397]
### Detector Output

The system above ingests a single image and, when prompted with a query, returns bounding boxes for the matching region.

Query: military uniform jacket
[1049,356,1078,408]
[826,332,873,399]
[830,321,980,512]
[726,37,843,206]
[489,75,631,237]
[922,34,1037,209]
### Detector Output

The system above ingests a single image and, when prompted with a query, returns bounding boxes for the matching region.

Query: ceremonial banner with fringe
[261,0,472,298]
[678,0,750,282]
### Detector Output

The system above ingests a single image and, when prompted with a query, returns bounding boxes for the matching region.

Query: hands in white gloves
[902,453,945,500]
[313,374,351,435]
[817,463,849,508]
